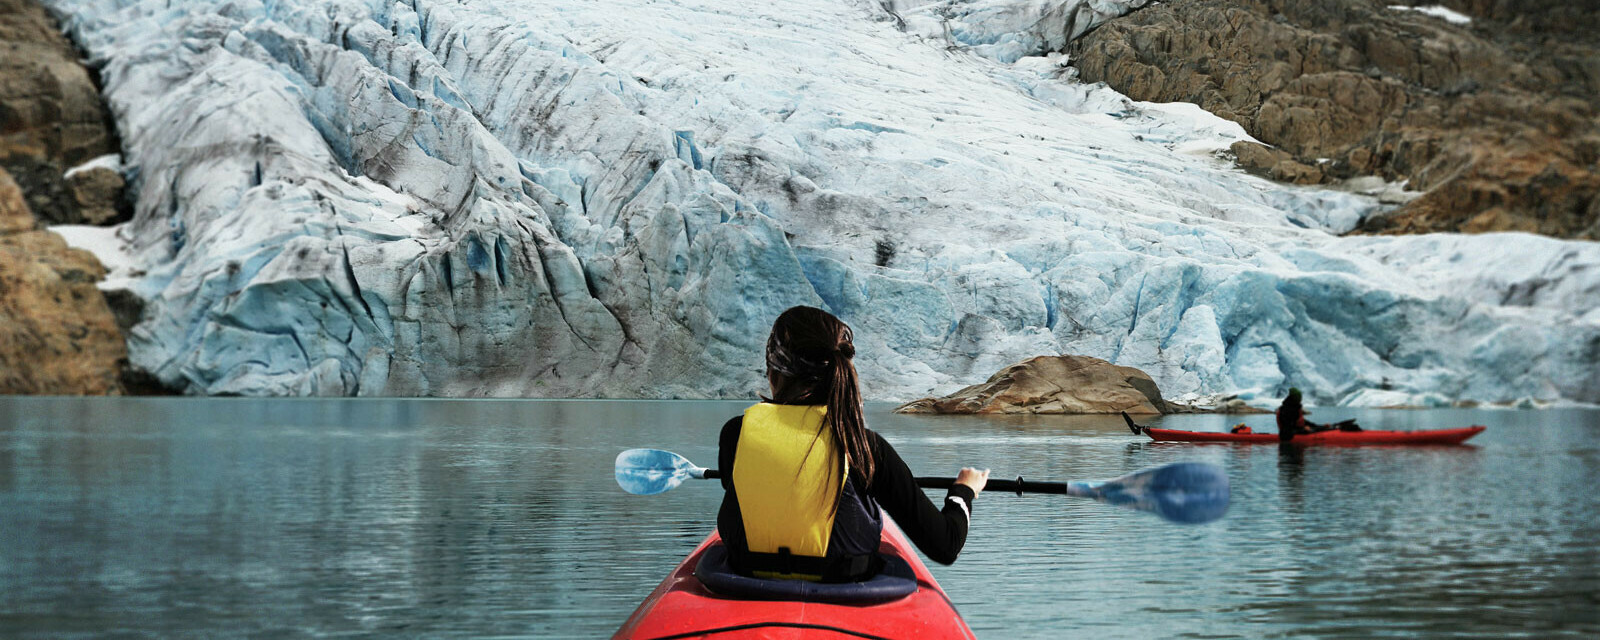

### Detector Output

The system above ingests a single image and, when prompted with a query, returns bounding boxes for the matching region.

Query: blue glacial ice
[892,0,1157,64]
[44,0,1600,406]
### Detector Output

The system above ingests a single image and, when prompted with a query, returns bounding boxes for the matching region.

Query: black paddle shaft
[914,476,1069,496]
[699,469,1063,496]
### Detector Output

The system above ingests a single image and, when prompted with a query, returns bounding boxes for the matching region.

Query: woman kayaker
[716,306,989,582]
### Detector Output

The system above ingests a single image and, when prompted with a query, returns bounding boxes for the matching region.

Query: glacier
[41,0,1600,406]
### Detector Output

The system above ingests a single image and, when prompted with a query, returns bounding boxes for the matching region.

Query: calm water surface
[2,398,1597,638]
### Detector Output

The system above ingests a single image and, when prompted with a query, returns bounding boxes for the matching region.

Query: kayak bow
[614,520,975,640]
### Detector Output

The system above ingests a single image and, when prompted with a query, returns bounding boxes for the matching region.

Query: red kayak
[1144,425,1486,445]
[614,520,975,639]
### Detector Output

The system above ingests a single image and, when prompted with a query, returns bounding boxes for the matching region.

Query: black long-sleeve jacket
[716,414,976,571]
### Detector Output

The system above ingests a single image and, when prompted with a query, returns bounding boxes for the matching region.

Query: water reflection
[1277,442,1304,515]
[1,400,1597,638]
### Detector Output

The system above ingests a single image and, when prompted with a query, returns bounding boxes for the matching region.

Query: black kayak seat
[693,544,918,604]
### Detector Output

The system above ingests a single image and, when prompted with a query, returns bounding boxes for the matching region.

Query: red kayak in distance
[1144,425,1486,445]
[614,520,976,640]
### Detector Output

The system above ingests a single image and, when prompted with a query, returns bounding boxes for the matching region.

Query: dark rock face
[0,0,123,224]
[0,167,128,394]
[1069,0,1600,239]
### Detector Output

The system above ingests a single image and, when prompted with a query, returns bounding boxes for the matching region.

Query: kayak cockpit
[693,543,919,604]
[614,524,975,639]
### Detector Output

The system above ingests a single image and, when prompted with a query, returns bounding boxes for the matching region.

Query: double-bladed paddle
[1123,411,1149,435]
[615,448,1230,524]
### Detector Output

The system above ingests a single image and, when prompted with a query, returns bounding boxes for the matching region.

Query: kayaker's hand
[955,467,989,497]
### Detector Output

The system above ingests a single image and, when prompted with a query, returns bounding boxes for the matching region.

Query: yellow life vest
[732,403,847,579]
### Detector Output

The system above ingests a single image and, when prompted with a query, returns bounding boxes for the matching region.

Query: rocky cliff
[0,0,125,225]
[1,0,132,394]
[1069,0,1600,239]
[0,167,127,393]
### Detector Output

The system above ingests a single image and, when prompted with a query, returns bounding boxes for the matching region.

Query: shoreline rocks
[897,354,1237,415]
[1069,0,1600,239]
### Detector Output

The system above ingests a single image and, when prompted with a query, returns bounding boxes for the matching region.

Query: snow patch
[51,223,140,289]
[1388,4,1473,25]
[63,153,122,179]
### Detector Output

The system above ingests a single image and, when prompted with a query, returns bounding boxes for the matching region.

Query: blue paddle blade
[1069,462,1230,524]
[615,448,706,495]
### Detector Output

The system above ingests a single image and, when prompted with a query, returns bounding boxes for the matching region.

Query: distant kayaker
[1277,388,1312,442]
[717,306,989,582]
[1277,388,1361,442]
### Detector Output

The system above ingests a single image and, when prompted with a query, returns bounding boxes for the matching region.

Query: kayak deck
[1145,425,1486,445]
[614,520,975,640]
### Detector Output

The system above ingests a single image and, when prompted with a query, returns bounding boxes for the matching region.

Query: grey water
[1,398,1596,639]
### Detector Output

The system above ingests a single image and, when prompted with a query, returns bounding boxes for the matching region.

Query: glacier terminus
[44,0,1600,406]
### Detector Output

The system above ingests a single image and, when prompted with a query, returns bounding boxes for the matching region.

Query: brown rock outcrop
[0,0,123,225]
[64,165,125,225]
[0,167,127,394]
[1069,0,1600,239]
[1231,140,1325,185]
[894,355,1172,414]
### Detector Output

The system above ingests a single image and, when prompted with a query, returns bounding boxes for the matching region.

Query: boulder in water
[894,355,1171,415]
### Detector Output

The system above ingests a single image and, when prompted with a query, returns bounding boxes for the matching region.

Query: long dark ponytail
[764,306,875,485]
